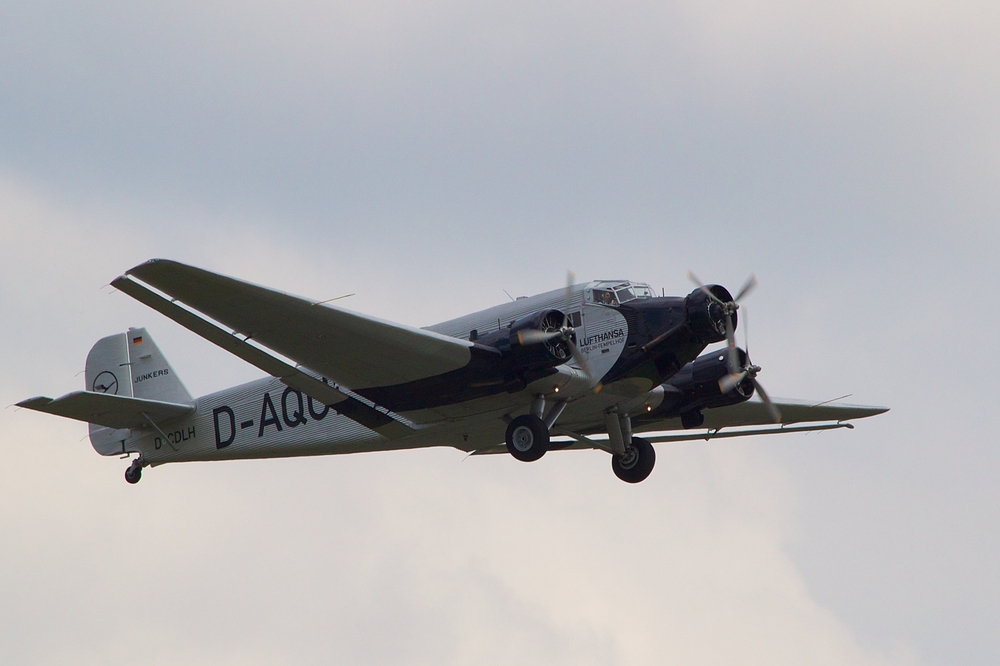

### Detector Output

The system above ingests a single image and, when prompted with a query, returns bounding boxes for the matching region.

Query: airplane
[17,259,887,484]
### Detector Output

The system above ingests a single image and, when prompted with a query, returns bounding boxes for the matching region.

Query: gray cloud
[2,1,998,663]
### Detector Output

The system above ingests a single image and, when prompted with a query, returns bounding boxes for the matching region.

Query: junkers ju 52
[19,260,887,484]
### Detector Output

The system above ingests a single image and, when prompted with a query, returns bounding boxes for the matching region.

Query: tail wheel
[612,436,655,483]
[124,465,142,484]
[505,414,550,462]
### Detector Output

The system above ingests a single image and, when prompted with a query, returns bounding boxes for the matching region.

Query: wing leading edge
[650,398,889,432]
[118,259,474,391]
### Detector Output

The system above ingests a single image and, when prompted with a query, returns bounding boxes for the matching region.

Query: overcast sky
[1,1,998,664]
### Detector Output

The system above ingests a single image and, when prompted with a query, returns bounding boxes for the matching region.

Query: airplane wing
[115,259,474,391]
[468,399,887,455]
[625,397,887,437]
[17,392,194,430]
[675,398,887,431]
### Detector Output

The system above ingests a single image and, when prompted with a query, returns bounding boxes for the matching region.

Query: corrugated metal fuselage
[113,284,709,465]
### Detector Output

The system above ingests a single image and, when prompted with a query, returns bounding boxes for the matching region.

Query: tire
[612,436,655,483]
[505,414,550,462]
[124,465,142,484]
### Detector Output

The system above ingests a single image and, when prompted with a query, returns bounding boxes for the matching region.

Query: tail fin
[120,328,192,403]
[86,328,191,403]
[84,328,191,455]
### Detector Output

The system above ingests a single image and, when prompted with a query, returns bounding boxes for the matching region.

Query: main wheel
[124,465,142,484]
[612,436,655,483]
[505,414,550,462]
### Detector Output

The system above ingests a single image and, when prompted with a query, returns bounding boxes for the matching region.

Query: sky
[1,1,998,664]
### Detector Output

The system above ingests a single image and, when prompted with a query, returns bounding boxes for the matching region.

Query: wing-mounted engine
[346,308,584,412]
[510,309,575,368]
[640,348,756,428]
[477,308,575,376]
[684,284,736,344]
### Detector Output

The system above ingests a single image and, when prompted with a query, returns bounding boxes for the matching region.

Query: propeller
[714,305,782,423]
[516,270,603,392]
[688,270,754,368]
[687,271,780,423]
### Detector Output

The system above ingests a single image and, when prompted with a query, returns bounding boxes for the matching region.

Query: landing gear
[681,408,704,429]
[124,459,144,484]
[505,414,550,462]
[612,436,656,484]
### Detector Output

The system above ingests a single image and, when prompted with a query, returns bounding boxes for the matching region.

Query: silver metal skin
[16,260,889,484]
[531,395,546,419]
[604,410,627,456]
[543,401,567,429]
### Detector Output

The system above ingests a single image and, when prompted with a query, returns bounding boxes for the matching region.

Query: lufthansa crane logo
[92,371,119,395]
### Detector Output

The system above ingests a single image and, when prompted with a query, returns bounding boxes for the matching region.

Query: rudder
[85,328,191,455]
[123,328,192,403]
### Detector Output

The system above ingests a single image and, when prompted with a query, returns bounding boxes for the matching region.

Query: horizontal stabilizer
[17,392,194,430]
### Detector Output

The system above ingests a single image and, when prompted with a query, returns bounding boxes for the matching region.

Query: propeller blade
[725,314,739,374]
[742,305,750,357]
[733,273,758,303]
[564,270,575,311]
[687,270,727,306]
[719,371,748,393]
[751,378,782,423]
[516,329,562,345]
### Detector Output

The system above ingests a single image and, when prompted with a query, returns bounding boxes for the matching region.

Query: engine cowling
[684,285,736,344]
[474,309,575,384]
[506,309,574,371]
[650,348,755,419]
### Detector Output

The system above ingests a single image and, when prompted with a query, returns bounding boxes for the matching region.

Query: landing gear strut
[612,436,655,484]
[505,414,550,462]
[124,458,145,484]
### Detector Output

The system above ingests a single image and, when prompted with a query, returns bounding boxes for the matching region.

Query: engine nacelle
[506,308,574,371]
[684,285,736,344]
[475,309,574,383]
[650,348,755,420]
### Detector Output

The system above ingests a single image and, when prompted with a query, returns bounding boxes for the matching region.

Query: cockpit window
[615,287,636,304]
[589,282,654,306]
[593,289,619,306]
